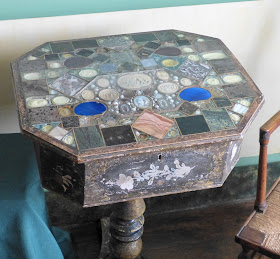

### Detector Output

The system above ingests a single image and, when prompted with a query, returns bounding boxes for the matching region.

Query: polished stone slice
[22,80,49,97]
[133,95,152,109]
[203,108,235,131]
[61,116,80,128]
[48,126,69,140]
[50,74,87,96]
[50,42,74,53]
[178,60,211,80]
[213,97,232,107]
[100,63,117,74]
[45,54,60,61]
[76,49,94,57]
[155,47,181,56]
[210,59,239,74]
[180,87,211,102]
[223,83,257,99]
[118,62,138,72]
[154,31,178,42]
[64,56,93,69]
[177,39,191,46]
[27,106,60,124]
[140,58,158,68]
[19,60,47,72]
[74,126,105,150]
[176,115,210,135]
[102,125,136,146]
[132,110,174,139]
[99,112,119,127]
[179,102,199,115]
[144,42,161,50]
[72,39,98,49]
[98,36,133,50]
[111,50,140,66]
[131,33,157,42]
[192,40,224,52]
[74,101,107,116]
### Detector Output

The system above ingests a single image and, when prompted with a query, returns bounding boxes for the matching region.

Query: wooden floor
[69,201,269,259]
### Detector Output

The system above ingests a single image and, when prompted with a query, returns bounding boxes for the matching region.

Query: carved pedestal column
[109,199,145,259]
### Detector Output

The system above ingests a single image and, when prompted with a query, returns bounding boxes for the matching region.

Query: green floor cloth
[0,134,75,259]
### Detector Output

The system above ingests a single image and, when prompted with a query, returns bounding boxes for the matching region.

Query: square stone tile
[193,40,224,52]
[203,108,235,131]
[61,116,80,128]
[132,110,174,139]
[223,83,257,99]
[177,39,191,46]
[27,106,60,125]
[72,39,98,49]
[101,125,136,146]
[210,59,239,74]
[50,42,74,53]
[213,97,232,107]
[178,60,211,80]
[74,126,105,150]
[45,54,60,61]
[50,74,88,96]
[132,33,157,42]
[22,80,49,97]
[176,115,210,135]
[140,58,158,68]
[179,102,199,115]
[76,49,94,57]
[19,60,47,72]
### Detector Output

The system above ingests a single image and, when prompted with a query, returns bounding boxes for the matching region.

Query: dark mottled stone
[72,39,98,49]
[74,126,104,150]
[101,125,136,146]
[179,102,199,115]
[210,59,239,74]
[154,31,178,42]
[193,40,224,52]
[76,49,94,57]
[22,80,49,97]
[203,108,235,131]
[223,83,257,99]
[61,116,80,128]
[179,60,211,80]
[132,33,157,42]
[27,106,60,124]
[45,54,60,61]
[213,97,232,107]
[177,39,191,46]
[144,42,161,50]
[64,56,93,69]
[50,42,74,53]
[137,48,153,59]
[91,54,110,63]
[155,47,181,56]
[118,62,138,72]
[19,60,47,72]
[176,115,210,135]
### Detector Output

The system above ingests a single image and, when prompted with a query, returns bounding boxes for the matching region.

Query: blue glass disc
[74,102,107,116]
[179,87,211,102]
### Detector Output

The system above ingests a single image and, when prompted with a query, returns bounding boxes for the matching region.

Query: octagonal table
[11,30,263,258]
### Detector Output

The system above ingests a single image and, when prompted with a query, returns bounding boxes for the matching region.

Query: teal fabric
[0,134,75,259]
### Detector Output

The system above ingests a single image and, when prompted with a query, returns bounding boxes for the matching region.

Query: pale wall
[0,0,279,157]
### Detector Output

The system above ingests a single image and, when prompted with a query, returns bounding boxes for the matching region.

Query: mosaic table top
[12,30,263,162]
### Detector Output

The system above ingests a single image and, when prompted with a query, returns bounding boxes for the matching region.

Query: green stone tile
[154,31,178,42]
[132,33,157,42]
[213,97,232,107]
[203,108,235,131]
[72,39,98,49]
[50,42,74,54]
[74,126,105,150]
[176,115,210,135]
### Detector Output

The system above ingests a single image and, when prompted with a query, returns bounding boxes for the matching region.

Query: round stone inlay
[74,102,107,116]
[64,56,93,69]
[179,87,211,102]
